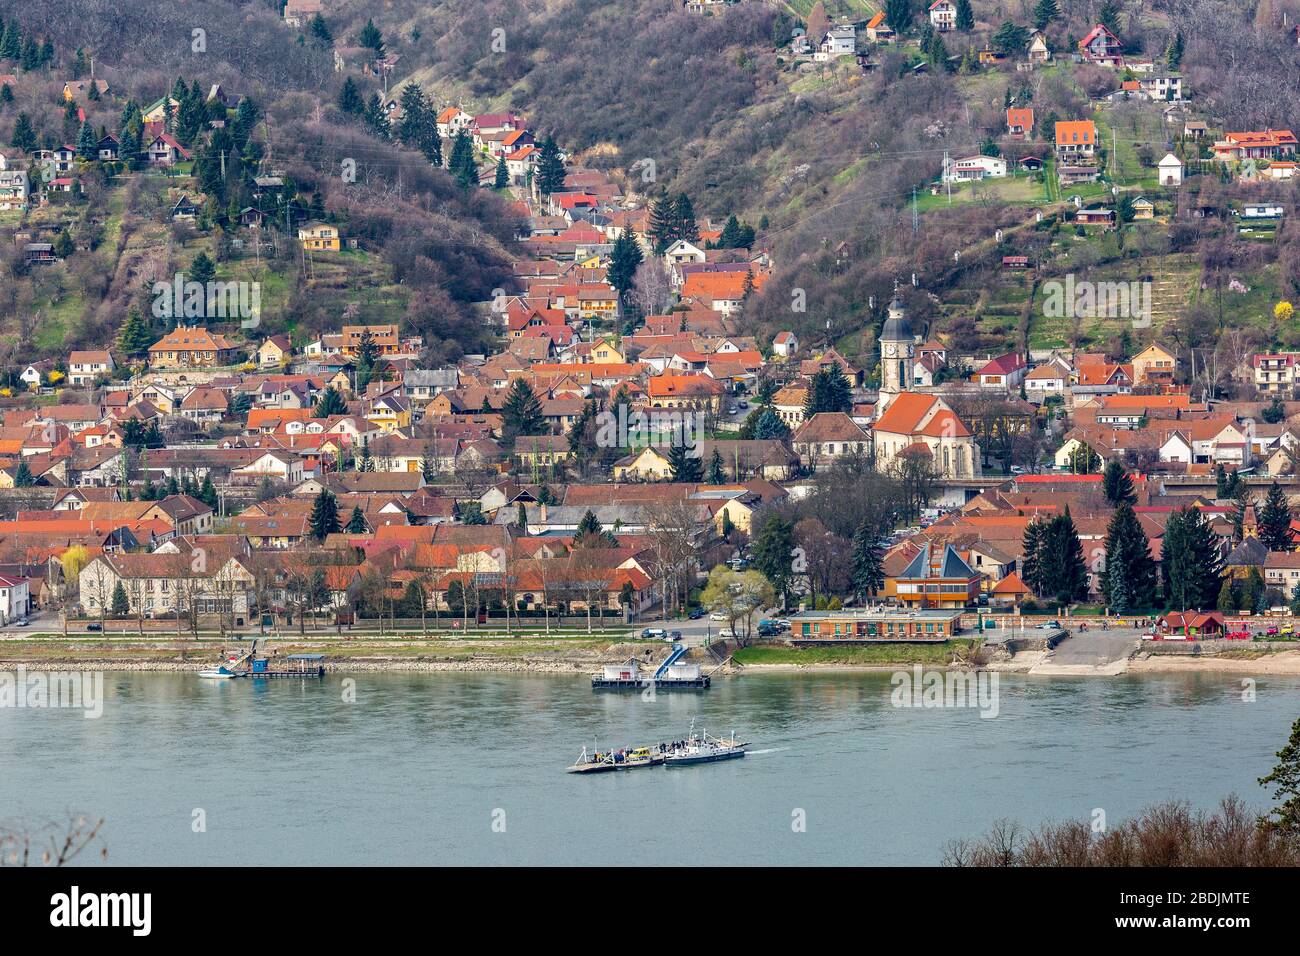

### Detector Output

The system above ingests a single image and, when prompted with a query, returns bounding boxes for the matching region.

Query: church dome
[880,297,913,342]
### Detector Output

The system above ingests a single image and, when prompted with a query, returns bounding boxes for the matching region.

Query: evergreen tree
[1103,503,1156,610]
[111,581,131,617]
[516,501,528,531]
[359,19,385,56]
[449,129,477,187]
[198,474,218,509]
[1161,507,1224,610]
[850,523,884,601]
[189,251,215,287]
[1021,518,1047,597]
[346,506,368,533]
[573,509,618,548]
[752,514,796,610]
[337,76,364,116]
[606,233,643,298]
[1259,716,1300,836]
[885,0,914,34]
[13,459,33,486]
[1102,459,1136,506]
[1033,0,1060,31]
[116,308,153,361]
[76,120,96,160]
[1039,508,1088,603]
[955,0,974,30]
[309,12,334,47]
[753,408,791,440]
[668,442,704,482]
[315,386,348,417]
[493,154,508,189]
[992,20,1030,56]
[1165,30,1185,70]
[1258,481,1294,552]
[804,364,852,415]
[647,195,676,254]
[535,135,565,195]
[672,193,698,244]
[10,111,34,151]
[500,379,546,445]
[309,489,340,540]
[358,435,373,472]
[397,83,430,149]
[363,93,390,138]
[1263,396,1287,424]
[706,448,726,484]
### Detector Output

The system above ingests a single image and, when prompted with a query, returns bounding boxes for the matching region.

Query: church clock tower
[878,296,914,408]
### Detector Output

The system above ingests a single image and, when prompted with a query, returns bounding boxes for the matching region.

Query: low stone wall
[1142,639,1295,656]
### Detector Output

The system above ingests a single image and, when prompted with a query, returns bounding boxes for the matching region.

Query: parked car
[86,622,103,632]
[688,608,705,620]
[668,630,682,641]
[641,627,667,639]
[15,617,28,626]
[717,627,735,639]
[709,612,728,621]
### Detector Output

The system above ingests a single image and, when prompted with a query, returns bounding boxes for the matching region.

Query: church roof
[880,299,914,342]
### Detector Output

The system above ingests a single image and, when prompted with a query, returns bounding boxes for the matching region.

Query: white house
[815,25,857,60]
[68,350,115,386]
[943,155,1008,183]
[772,330,799,358]
[1157,152,1184,186]
[0,575,31,624]
[928,0,957,32]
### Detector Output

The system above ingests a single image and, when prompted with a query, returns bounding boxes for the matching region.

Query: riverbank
[4,636,1300,676]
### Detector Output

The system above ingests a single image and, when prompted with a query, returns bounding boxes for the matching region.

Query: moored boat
[566,744,664,773]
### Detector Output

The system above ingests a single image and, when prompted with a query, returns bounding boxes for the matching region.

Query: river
[2,670,1297,865]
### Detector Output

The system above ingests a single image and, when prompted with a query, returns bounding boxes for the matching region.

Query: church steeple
[878,295,915,402]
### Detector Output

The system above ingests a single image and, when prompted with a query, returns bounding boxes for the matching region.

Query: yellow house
[577,254,606,270]
[1132,343,1178,388]
[713,497,757,534]
[255,335,291,367]
[612,446,673,480]
[364,395,411,433]
[590,337,626,364]
[298,222,341,251]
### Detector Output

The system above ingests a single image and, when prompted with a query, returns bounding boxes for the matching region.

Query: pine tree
[359,19,385,56]
[606,233,643,298]
[189,251,215,287]
[449,129,477,187]
[309,12,334,47]
[309,489,340,540]
[647,195,676,254]
[198,474,218,509]
[10,111,34,151]
[706,448,726,484]
[346,506,368,533]
[111,581,131,617]
[1102,459,1136,505]
[1033,0,1060,31]
[668,442,704,482]
[516,501,528,531]
[13,459,33,486]
[804,364,852,416]
[672,193,699,244]
[535,136,565,195]
[117,306,151,357]
[1165,30,1185,70]
[397,83,429,149]
[364,93,390,138]
[955,0,974,30]
[500,379,546,445]
[851,523,884,601]
[337,77,364,116]
[573,509,617,548]
[1259,716,1300,836]
[1258,481,1294,552]
[1161,507,1224,610]
[1103,503,1156,610]
[76,120,96,160]
[1021,518,1047,597]
[493,154,508,189]
[315,386,348,417]
[1039,508,1088,603]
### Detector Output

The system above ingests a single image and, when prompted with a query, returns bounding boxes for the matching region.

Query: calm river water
[2,670,1297,865]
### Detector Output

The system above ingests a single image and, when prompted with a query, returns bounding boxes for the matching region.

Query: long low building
[790,608,964,642]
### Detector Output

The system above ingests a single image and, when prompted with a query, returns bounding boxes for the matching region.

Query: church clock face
[884,343,896,357]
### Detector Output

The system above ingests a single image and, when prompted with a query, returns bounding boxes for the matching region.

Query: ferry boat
[566,743,665,773]
[663,727,746,767]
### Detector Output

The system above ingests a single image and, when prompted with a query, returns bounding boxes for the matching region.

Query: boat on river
[566,743,665,773]
[663,727,746,766]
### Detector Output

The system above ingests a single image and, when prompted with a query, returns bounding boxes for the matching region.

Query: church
[872,297,981,479]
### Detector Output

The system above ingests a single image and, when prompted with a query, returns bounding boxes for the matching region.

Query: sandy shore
[1128,650,1300,675]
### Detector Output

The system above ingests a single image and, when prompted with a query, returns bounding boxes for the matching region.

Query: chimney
[539,502,548,524]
